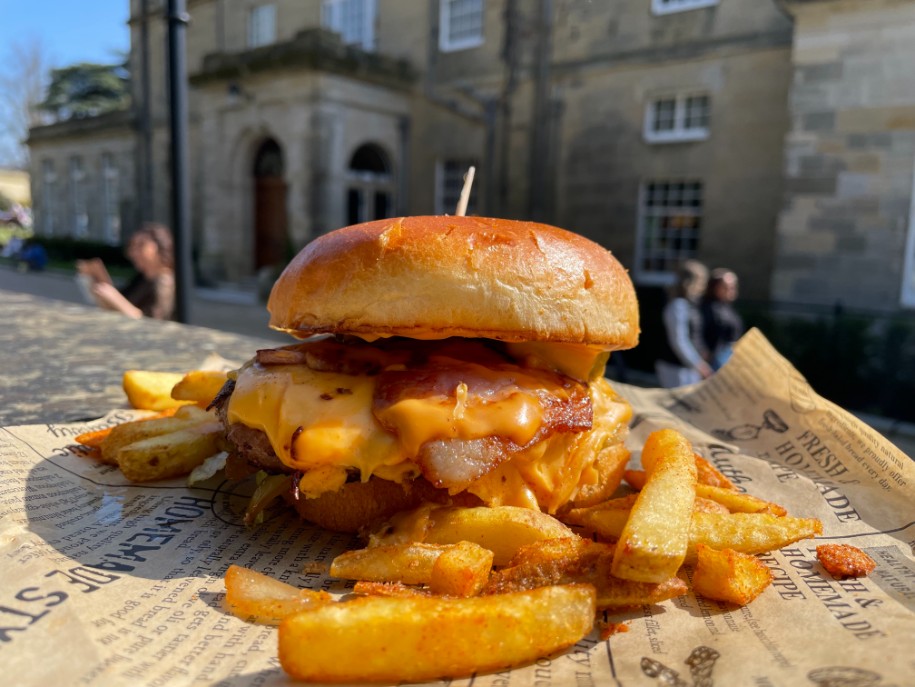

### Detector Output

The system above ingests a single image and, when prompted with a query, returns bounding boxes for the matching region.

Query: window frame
[248,3,277,49]
[439,0,484,53]
[101,152,121,245]
[644,92,711,144]
[633,180,704,286]
[68,155,89,239]
[322,0,376,51]
[41,159,57,236]
[651,0,719,16]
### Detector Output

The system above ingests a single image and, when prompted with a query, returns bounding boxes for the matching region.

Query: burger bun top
[267,216,639,350]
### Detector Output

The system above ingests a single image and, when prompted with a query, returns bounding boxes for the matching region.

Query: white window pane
[249,4,276,48]
[652,99,676,132]
[637,180,704,278]
[323,0,375,50]
[441,0,483,51]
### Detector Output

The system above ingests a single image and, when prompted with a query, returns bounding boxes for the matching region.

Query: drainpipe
[528,0,553,222]
[139,0,153,221]
[167,0,192,322]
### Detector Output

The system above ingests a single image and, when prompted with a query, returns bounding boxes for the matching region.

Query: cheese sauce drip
[226,338,626,507]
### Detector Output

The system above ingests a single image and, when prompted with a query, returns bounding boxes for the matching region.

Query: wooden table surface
[0,290,275,426]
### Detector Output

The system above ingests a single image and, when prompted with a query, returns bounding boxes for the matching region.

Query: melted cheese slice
[226,352,629,507]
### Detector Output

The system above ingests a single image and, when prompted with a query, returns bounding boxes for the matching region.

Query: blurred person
[701,268,743,370]
[655,259,712,388]
[18,240,48,272]
[76,223,175,320]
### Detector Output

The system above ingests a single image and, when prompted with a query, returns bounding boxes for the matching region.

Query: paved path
[0,264,287,342]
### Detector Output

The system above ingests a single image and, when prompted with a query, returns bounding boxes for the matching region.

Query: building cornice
[26,108,135,144]
[189,28,416,92]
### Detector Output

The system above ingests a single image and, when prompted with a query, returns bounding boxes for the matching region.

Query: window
[439,0,484,52]
[651,0,718,16]
[322,0,376,51]
[435,159,478,215]
[347,144,393,225]
[69,156,88,238]
[645,93,710,143]
[248,4,277,48]
[635,181,703,284]
[101,153,121,245]
[41,160,57,236]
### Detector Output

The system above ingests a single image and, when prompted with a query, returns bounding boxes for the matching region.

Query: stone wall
[774,0,915,310]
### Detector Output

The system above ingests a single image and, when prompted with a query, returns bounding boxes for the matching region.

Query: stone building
[774,0,915,312]
[28,0,797,304]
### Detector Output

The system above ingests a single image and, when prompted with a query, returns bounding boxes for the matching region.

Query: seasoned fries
[122,369,194,410]
[816,543,876,579]
[116,418,222,482]
[612,429,698,582]
[429,541,494,597]
[224,565,332,625]
[695,454,736,489]
[95,405,224,482]
[371,504,575,566]
[170,369,229,407]
[100,405,211,465]
[687,512,822,561]
[483,537,688,609]
[278,584,596,683]
[692,544,773,605]
[96,358,838,681]
[330,543,453,585]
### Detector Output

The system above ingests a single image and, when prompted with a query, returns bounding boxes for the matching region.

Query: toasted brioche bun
[267,216,639,348]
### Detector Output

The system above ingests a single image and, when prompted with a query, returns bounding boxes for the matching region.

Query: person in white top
[655,259,713,388]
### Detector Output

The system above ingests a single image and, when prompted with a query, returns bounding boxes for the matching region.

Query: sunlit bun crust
[268,216,639,349]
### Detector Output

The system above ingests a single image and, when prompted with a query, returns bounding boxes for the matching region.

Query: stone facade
[28,111,136,244]
[28,0,800,304]
[774,0,915,311]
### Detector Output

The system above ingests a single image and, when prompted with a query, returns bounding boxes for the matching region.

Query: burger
[213,216,639,532]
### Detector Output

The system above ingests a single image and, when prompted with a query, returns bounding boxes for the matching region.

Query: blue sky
[0,0,130,166]
[2,0,130,67]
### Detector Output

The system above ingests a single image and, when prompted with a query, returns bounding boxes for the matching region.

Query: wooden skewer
[455,166,476,217]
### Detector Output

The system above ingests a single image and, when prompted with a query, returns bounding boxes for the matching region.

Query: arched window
[347,143,393,225]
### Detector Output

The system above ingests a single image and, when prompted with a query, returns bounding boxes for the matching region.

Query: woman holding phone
[76,223,175,321]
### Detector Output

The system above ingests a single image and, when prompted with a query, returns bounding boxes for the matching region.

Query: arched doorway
[347,143,393,224]
[253,138,288,271]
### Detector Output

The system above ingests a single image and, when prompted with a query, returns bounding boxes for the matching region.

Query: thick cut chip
[483,538,687,610]
[100,405,212,465]
[632,455,736,490]
[429,541,494,597]
[278,584,596,683]
[123,370,193,411]
[224,565,331,625]
[692,544,773,605]
[371,505,575,566]
[687,512,822,561]
[330,543,450,585]
[564,508,822,560]
[116,419,223,482]
[696,484,787,516]
[695,455,736,489]
[612,429,698,583]
[816,544,876,579]
[170,370,229,407]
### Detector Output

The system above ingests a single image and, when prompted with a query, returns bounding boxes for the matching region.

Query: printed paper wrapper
[1,329,913,686]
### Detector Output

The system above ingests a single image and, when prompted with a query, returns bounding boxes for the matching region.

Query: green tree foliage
[39,62,129,121]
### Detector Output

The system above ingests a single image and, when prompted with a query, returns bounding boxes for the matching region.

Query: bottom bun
[287,477,482,534]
